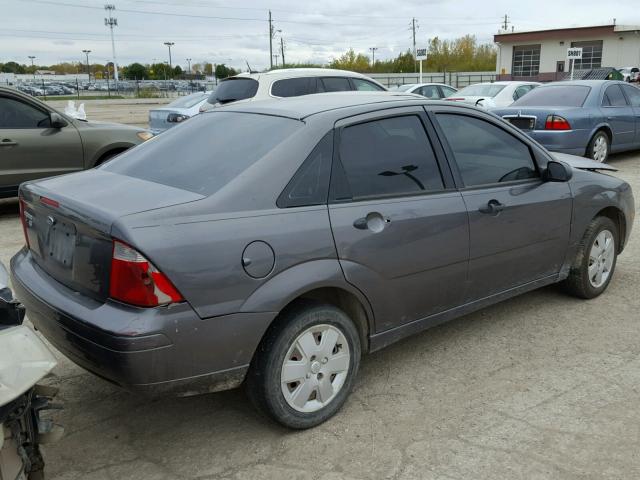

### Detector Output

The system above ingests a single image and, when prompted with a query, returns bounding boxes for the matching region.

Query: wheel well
[280,287,371,353]
[596,206,626,252]
[595,126,612,143]
[95,147,128,166]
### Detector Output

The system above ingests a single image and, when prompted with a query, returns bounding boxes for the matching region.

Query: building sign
[567,47,583,60]
[416,48,428,61]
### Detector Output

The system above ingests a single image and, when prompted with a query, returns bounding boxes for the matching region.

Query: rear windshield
[208,78,258,104]
[167,92,208,109]
[456,84,506,97]
[512,85,591,107]
[102,112,301,196]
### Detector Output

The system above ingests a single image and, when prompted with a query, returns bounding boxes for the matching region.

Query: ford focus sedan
[11,93,635,429]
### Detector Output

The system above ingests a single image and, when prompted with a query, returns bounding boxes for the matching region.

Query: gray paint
[11,93,635,394]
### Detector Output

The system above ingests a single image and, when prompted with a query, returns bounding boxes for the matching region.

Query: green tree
[215,64,237,79]
[122,62,148,80]
[173,65,183,76]
[1,61,26,74]
[329,49,370,72]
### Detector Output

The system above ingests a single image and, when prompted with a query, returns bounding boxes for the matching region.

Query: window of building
[571,40,603,70]
[512,45,541,77]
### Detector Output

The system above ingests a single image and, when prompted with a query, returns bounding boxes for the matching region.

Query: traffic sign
[416,48,428,61]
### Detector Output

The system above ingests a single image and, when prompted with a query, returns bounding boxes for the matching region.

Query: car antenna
[245,60,257,74]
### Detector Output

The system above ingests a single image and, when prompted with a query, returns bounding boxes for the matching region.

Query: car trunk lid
[20,169,204,302]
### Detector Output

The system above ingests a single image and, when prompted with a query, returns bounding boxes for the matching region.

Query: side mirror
[0,262,25,326]
[50,112,69,129]
[544,160,573,182]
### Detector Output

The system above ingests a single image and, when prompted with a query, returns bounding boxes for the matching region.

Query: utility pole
[164,42,174,77]
[273,55,279,67]
[104,4,119,89]
[280,36,285,68]
[186,58,192,76]
[369,47,378,68]
[269,10,273,69]
[501,14,510,31]
[28,55,36,80]
[411,18,418,72]
[82,49,91,82]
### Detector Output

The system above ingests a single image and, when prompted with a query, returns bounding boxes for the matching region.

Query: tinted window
[168,92,208,108]
[210,78,258,104]
[440,86,457,98]
[513,85,590,107]
[436,114,538,187]
[418,85,440,99]
[351,78,385,91]
[103,112,301,196]
[321,77,352,92]
[0,96,50,128]
[622,84,640,107]
[513,85,534,100]
[456,84,506,97]
[602,85,628,107]
[278,132,332,208]
[271,77,317,97]
[338,115,444,199]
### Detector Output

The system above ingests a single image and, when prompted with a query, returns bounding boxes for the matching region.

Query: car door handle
[353,212,390,232]
[0,139,17,146]
[479,199,505,215]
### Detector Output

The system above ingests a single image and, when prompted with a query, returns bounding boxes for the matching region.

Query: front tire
[562,216,618,299]
[246,302,361,429]
[587,131,610,163]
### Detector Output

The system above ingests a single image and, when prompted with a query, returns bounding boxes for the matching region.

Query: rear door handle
[479,199,505,215]
[353,212,390,232]
[0,139,17,146]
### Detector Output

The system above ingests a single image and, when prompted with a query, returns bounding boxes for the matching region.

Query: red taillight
[446,97,464,101]
[109,239,184,307]
[19,198,30,248]
[40,196,60,208]
[545,115,571,131]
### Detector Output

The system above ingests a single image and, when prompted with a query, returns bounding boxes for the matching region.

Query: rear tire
[562,216,618,299]
[586,131,610,163]
[246,301,361,429]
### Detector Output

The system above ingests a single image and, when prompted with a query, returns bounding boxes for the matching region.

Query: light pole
[164,42,174,77]
[186,58,192,77]
[82,49,91,82]
[369,47,378,69]
[104,4,119,89]
[28,56,36,80]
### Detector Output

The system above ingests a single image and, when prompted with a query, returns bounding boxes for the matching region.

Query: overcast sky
[2,0,639,71]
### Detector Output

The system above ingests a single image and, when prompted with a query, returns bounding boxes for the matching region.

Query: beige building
[495,24,640,81]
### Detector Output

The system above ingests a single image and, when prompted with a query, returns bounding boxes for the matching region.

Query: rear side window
[440,86,457,98]
[337,115,444,199]
[321,77,352,92]
[436,114,538,187]
[277,132,333,208]
[210,78,258,104]
[513,85,534,101]
[622,84,640,107]
[513,85,590,107]
[602,85,629,107]
[271,77,318,97]
[103,112,301,196]
[351,78,385,91]
[418,85,440,99]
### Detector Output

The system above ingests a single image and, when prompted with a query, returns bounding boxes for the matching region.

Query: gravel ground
[0,151,638,480]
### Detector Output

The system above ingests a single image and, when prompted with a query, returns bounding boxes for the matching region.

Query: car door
[431,109,573,301]
[328,108,469,332]
[620,84,640,146]
[0,92,83,195]
[601,84,635,149]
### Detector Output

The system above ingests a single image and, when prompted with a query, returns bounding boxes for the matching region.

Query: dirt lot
[1,152,639,480]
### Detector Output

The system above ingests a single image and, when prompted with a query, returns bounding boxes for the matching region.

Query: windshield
[167,92,209,109]
[208,78,259,104]
[389,85,415,92]
[103,112,302,196]
[456,84,506,97]
[512,85,591,107]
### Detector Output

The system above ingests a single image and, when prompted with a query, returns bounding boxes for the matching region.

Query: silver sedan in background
[389,83,457,99]
[148,90,214,135]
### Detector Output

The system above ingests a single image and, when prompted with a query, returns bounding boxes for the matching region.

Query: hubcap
[280,324,350,413]
[593,136,608,163]
[588,229,615,288]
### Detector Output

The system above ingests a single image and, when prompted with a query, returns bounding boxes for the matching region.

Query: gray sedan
[491,80,640,163]
[11,93,635,429]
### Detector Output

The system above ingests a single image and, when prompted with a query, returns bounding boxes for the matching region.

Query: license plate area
[45,219,76,269]
[504,117,536,130]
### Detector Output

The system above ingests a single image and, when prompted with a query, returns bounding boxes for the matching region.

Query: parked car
[491,80,640,163]
[446,81,540,108]
[0,86,153,198]
[11,93,634,429]
[388,83,457,99]
[17,84,44,97]
[149,90,213,135]
[618,67,639,83]
[200,68,386,111]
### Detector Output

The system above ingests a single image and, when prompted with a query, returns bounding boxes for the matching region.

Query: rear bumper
[10,248,276,395]
[526,129,590,156]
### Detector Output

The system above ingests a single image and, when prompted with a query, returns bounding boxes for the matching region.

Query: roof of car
[539,80,624,87]
[225,68,380,82]
[206,91,467,121]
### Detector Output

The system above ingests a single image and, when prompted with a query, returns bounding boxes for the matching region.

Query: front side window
[320,77,352,92]
[0,96,51,129]
[512,44,541,76]
[436,114,538,187]
[271,77,317,97]
[602,85,629,107]
[337,115,444,199]
[571,41,603,70]
[351,78,384,91]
